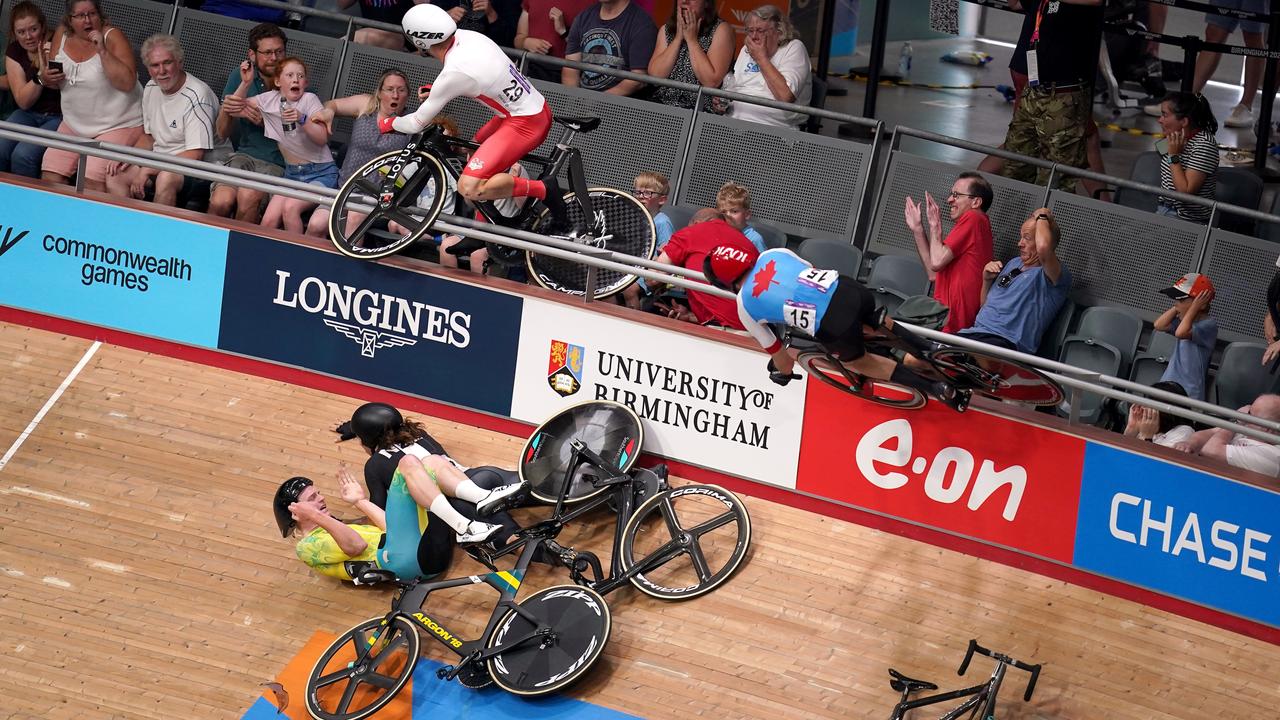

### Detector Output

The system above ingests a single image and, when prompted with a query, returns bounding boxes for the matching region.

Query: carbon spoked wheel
[526,188,656,298]
[487,585,611,696]
[620,484,751,600]
[328,150,448,260]
[305,615,420,720]
[797,352,927,409]
[928,348,1065,406]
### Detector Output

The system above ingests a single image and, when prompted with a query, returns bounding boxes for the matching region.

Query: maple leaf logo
[750,259,779,298]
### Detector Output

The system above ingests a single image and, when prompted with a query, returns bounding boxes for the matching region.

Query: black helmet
[335,402,403,449]
[273,476,314,538]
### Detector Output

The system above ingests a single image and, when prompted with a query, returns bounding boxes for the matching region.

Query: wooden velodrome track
[3,319,1280,719]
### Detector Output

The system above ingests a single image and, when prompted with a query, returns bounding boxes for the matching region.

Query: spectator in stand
[656,207,748,328]
[953,208,1071,355]
[432,0,522,48]
[620,170,675,309]
[1175,394,1280,477]
[209,23,288,224]
[1155,92,1219,224]
[514,0,594,82]
[1152,273,1217,401]
[234,56,337,234]
[105,34,231,207]
[337,0,420,50]
[997,0,1104,193]
[38,0,143,193]
[1,2,61,179]
[1123,381,1195,448]
[715,181,766,252]
[563,0,656,96]
[1159,0,1270,132]
[716,5,811,129]
[1263,257,1280,366]
[902,172,994,333]
[646,0,733,111]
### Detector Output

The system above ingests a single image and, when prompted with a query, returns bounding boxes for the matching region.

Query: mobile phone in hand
[1154,137,1169,156]
[47,60,63,73]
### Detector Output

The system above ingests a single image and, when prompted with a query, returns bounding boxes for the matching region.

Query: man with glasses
[209,23,288,224]
[903,171,994,333]
[954,207,1070,354]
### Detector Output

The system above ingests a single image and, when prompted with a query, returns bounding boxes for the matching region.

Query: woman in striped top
[1156,92,1219,225]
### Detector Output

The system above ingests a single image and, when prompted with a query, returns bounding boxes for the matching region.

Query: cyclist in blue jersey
[704,244,969,410]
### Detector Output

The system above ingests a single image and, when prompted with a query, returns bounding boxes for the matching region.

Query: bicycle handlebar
[958,639,1042,702]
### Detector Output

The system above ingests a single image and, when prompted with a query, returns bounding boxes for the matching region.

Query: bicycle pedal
[436,665,454,680]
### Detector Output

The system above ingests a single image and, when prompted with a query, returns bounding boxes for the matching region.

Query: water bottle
[898,42,913,79]
[281,99,297,134]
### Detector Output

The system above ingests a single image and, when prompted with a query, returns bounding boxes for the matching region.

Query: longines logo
[272,270,471,358]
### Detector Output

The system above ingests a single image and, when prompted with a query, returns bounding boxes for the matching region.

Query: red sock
[513,177,546,201]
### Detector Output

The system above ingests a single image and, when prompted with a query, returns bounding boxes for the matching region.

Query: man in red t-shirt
[656,208,750,329]
[903,171,994,333]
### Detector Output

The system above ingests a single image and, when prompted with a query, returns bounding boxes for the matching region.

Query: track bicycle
[886,640,1042,720]
[787,320,1065,410]
[326,115,656,299]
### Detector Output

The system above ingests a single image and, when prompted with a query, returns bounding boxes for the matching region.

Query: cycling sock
[429,494,473,534]
[512,176,546,200]
[452,479,488,504]
[890,363,943,396]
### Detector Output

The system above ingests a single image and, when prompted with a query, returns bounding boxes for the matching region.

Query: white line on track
[0,340,100,472]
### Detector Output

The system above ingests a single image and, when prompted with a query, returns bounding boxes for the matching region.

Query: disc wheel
[521,400,644,505]
[797,351,927,409]
[928,348,1065,406]
[487,585,611,696]
[328,149,449,260]
[526,188,656,298]
[305,615,420,720]
[620,484,752,600]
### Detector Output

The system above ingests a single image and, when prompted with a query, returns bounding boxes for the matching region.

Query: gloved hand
[766,359,801,387]
[377,116,397,134]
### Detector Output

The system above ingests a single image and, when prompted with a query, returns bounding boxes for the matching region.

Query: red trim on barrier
[4,303,1279,647]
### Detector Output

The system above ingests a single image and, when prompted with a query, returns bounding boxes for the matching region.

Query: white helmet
[402,4,457,51]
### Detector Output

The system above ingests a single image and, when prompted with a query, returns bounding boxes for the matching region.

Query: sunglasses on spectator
[633,189,666,198]
[997,267,1023,288]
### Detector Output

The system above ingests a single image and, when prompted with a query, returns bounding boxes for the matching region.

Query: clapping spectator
[1123,381,1194,447]
[715,181,765,252]
[234,56,337,233]
[647,0,733,111]
[514,0,594,81]
[432,0,521,48]
[1152,273,1217,400]
[563,0,656,96]
[1155,92,1219,224]
[1175,394,1280,477]
[1,2,61,178]
[39,0,143,193]
[903,172,994,333]
[104,34,231,207]
[210,23,288,224]
[716,5,810,128]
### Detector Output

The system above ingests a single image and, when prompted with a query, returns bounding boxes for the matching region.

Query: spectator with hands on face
[1123,381,1194,447]
[1152,272,1217,401]
[647,0,734,111]
[715,5,811,128]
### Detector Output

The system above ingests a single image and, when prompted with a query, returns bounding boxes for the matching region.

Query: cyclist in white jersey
[385,4,573,227]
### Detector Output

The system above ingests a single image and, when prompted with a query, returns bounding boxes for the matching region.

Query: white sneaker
[457,520,503,545]
[475,481,527,516]
[1225,104,1255,128]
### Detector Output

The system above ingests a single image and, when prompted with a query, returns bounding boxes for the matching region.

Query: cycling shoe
[445,236,485,256]
[933,382,971,413]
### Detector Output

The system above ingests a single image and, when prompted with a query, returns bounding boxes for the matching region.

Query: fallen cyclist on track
[702,238,972,412]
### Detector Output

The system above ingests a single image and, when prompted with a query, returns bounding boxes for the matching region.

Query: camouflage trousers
[1000,86,1089,192]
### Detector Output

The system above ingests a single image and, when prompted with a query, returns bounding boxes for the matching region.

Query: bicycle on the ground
[886,640,1042,720]
[304,402,750,719]
[326,115,656,299]
[788,320,1065,410]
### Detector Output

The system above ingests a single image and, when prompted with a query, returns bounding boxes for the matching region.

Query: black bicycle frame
[889,640,1039,720]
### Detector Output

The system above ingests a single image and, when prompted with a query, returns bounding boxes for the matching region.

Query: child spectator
[1153,273,1217,401]
[715,181,765,252]
[237,56,337,234]
[621,170,675,309]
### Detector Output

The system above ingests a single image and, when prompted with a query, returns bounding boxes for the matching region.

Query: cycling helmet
[401,4,457,51]
[273,476,314,538]
[703,241,760,291]
[336,402,404,449]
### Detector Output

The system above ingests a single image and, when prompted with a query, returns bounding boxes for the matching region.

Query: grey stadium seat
[1068,305,1144,378]
[797,237,864,278]
[751,219,789,250]
[1057,337,1123,426]
[1114,151,1162,212]
[1210,342,1280,410]
[865,254,930,316]
[1214,168,1264,236]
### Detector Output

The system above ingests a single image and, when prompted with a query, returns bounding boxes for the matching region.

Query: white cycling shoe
[457,520,503,545]
[476,481,527,516]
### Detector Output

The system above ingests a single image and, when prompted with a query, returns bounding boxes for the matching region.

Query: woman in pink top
[39,0,143,192]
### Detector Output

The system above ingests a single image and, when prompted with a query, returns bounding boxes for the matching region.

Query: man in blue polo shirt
[958,207,1070,355]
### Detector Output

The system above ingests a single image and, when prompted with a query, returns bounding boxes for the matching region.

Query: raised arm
[391,71,475,134]
[98,27,138,93]
[1033,209,1063,285]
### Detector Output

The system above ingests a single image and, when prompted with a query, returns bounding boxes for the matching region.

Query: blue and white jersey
[737,248,840,352]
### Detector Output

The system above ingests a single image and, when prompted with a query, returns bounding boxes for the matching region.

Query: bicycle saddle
[553,116,601,133]
[888,669,938,693]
